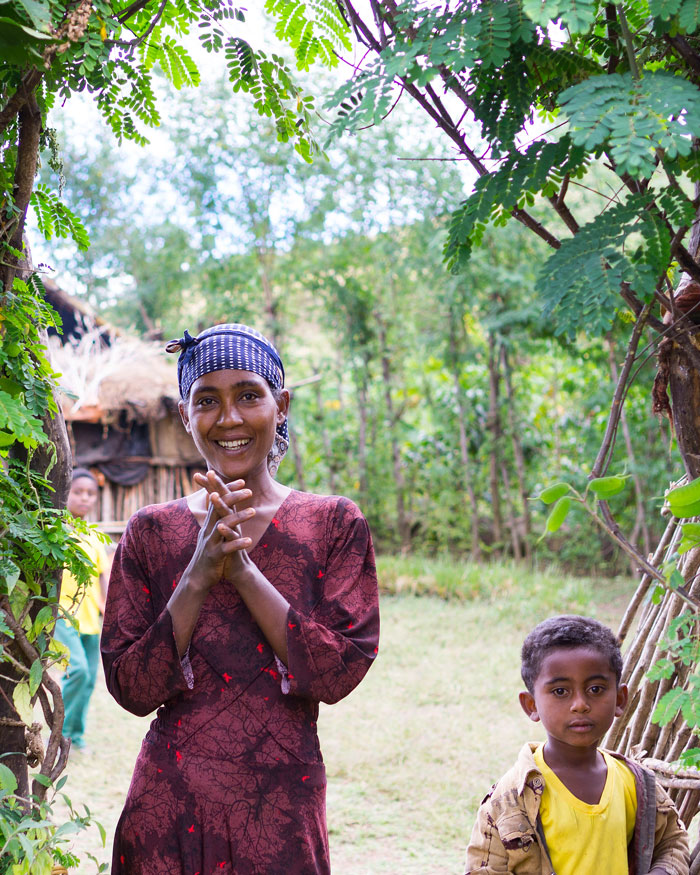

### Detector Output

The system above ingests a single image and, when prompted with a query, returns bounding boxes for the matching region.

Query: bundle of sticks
[605,511,700,869]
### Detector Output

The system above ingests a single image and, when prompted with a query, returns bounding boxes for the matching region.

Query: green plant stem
[615,5,640,79]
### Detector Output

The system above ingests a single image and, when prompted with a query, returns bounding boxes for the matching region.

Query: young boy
[465,615,690,874]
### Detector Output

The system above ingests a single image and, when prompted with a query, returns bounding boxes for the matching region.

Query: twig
[591,303,650,477]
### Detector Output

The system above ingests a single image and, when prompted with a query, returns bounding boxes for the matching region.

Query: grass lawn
[50,566,631,873]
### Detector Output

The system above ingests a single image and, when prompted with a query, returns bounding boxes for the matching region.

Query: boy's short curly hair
[521,614,623,692]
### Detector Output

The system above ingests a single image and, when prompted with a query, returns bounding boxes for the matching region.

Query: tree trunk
[448,331,482,560]
[377,318,410,551]
[500,461,523,560]
[286,417,306,491]
[314,378,336,494]
[486,337,503,552]
[501,345,533,563]
[356,371,369,505]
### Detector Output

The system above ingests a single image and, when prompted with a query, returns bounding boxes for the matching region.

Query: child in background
[54,468,109,753]
[465,615,689,874]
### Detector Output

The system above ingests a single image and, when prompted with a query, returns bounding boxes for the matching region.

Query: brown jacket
[465,743,690,875]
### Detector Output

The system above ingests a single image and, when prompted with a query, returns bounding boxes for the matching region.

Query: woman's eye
[196,397,215,406]
[241,392,259,401]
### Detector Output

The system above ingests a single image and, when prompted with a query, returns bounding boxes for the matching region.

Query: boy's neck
[542,738,608,805]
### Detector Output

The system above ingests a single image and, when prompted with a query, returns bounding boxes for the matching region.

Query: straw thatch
[51,329,181,426]
[45,284,202,533]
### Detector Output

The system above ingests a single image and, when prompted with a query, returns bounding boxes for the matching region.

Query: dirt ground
[48,591,625,873]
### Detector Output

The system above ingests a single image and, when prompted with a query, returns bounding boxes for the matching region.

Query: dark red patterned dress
[101,490,379,875]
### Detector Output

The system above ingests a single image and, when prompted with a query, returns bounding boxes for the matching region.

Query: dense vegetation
[5,0,700,867]
[39,80,675,572]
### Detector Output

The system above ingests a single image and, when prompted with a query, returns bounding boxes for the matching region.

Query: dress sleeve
[100,514,193,717]
[284,499,380,705]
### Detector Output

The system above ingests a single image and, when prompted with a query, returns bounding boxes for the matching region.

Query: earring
[267,434,289,477]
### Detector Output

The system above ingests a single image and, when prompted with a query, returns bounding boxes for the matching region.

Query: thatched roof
[50,329,180,425]
[43,277,116,344]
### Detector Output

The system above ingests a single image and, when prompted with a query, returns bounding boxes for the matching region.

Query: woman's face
[179,369,289,483]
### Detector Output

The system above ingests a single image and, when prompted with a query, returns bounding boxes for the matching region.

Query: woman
[101,323,380,874]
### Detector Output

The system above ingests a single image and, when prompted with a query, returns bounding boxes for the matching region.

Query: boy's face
[518,646,627,753]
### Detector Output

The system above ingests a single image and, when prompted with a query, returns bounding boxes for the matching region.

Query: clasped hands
[189,470,256,589]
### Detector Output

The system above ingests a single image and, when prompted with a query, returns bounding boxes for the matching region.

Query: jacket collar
[515,742,545,795]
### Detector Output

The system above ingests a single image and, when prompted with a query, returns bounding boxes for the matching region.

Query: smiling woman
[100,323,380,875]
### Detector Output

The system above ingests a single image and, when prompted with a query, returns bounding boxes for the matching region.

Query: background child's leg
[54,618,90,748]
[72,632,101,742]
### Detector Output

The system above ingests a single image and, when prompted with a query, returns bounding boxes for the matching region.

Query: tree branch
[664,33,700,79]
[0,69,43,140]
[116,0,152,24]
[110,0,169,49]
[591,302,650,478]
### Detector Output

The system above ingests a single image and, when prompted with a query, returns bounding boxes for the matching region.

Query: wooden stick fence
[605,504,700,869]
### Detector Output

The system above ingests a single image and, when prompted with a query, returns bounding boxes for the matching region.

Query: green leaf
[0,557,20,595]
[649,0,683,19]
[679,0,700,32]
[545,496,572,533]
[668,569,686,590]
[537,193,670,338]
[653,686,687,725]
[0,763,17,793]
[678,521,700,554]
[588,475,628,498]
[666,478,700,517]
[15,0,52,32]
[28,659,43,696]
[537,482,571,504]
[12,681,33,725]
[647,657,676,681]
[30,185,90,251]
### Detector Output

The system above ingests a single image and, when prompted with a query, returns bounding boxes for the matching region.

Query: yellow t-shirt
[534,743,637,875]
[60,529,108,636]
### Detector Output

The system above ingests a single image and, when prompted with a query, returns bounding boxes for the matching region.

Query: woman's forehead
[190,369,269,392]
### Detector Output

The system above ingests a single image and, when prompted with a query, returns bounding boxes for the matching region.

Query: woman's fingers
[209,490,253,519]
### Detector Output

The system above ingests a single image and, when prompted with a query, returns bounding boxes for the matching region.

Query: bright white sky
[29,3,482,299]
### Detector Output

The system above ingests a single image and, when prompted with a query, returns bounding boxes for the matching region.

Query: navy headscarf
[166,323,288,473]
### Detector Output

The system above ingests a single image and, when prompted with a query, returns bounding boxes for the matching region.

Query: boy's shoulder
[480,743,545,811]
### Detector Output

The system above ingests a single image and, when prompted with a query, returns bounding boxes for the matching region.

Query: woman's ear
[276,389,290,423]
[179,400,191,434]
[519,690,540,723]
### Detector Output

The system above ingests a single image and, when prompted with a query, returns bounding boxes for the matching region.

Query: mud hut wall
[94,463,204,534]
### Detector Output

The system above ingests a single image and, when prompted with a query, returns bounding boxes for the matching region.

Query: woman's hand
[191,471,257,584]
[168,474,255,656]
[169,470,291,662]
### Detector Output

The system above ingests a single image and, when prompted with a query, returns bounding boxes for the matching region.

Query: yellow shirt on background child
[534,743,637,874]
[59,529,108,636]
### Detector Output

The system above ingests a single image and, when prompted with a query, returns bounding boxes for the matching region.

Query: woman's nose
[218,403,243,425]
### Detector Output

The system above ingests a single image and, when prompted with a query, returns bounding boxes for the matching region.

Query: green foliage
[666,477,700,518]
[650,612,700,769]
[265,0,350,69]
[560,71,700,178]
[444,136,589,272]
[0,777,107,874]
[538,194,677,337]
[30,185,89,250]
